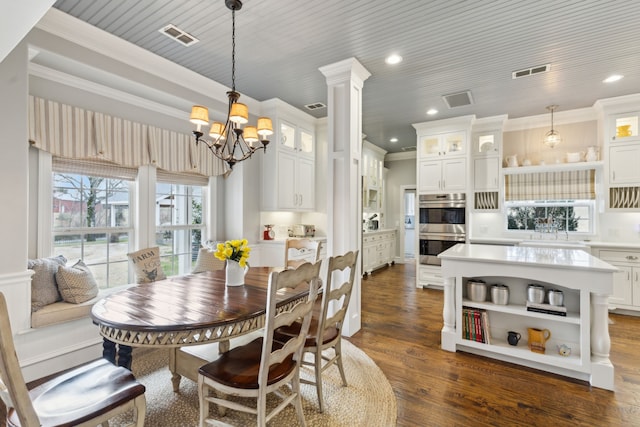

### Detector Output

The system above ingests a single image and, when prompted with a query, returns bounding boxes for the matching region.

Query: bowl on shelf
[467,280,487,302]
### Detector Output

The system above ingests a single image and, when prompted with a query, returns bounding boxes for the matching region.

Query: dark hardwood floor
[347,262,640,427]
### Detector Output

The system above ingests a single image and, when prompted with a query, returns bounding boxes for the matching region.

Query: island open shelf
[439,244,617,390]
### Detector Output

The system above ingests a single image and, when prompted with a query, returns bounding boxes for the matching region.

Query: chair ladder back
[317,251,359,337]
[260,261,321,385]
[0,293,42,426]
[284,239,320,270]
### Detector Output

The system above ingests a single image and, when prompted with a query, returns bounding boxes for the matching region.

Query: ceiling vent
[442,90,473,109]
[401,146,417,152]
[304,102,326,111]
[159,24,199,47]
[512,64,550,79]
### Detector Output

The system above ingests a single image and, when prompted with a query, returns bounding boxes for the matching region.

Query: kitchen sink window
[504,168,596,234]
[505,200,594,233]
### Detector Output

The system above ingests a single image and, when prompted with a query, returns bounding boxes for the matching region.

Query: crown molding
[503,107,596,132]
[385,151,416,161]
[34,8,263,113]
[29,62,189,120]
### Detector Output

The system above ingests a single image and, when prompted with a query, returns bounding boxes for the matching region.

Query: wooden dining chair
[0,292,146,427]
[197,261,322,426]
[275,250,359,413]
[284,238,321,269]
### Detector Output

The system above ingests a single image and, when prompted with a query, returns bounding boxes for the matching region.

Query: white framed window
[505,199,595,234]
[155,173,207,277]
[51,159,137,288]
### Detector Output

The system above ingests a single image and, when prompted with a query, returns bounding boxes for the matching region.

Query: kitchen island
[439,243,617,390]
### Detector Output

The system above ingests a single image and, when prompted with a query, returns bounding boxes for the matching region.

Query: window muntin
[155,183,204,276]
[505,199,594,234]
[52,172,133,288]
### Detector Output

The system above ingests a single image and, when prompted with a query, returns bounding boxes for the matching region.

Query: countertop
[469,237,640,250]
[439,243,618,273]
[362,228,397,234]
[258,236,327,244]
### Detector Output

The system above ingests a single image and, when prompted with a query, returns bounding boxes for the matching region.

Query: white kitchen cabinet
[473,157,500,191]
[276,151,314,210]
[608,145,640,185]
[418,158,466,194]
[595,248,640,312]
[608,111,640,144]
[362,141,387,213]
[418,131,467,158]
[362,229,396,275]
[261,99,316,211]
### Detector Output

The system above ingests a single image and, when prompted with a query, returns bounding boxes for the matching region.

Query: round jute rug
[112,340,397,426]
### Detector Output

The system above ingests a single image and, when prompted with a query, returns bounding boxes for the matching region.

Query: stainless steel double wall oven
[418,193,466,266]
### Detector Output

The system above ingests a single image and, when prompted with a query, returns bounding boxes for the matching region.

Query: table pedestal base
[102,339,133,370]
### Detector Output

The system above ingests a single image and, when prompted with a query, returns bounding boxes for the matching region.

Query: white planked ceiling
[51,0,640,153]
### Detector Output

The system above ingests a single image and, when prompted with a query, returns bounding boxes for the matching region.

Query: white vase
[225,260,247,287]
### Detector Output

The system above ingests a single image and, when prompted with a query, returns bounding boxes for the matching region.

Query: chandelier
[543,104,562,148]
[189,0,272,169]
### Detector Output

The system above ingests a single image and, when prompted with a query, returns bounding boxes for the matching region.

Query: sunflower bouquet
[214,239,251,268]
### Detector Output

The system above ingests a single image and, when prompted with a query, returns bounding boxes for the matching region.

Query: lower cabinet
[362,230,396,275]
[595,248,640,312]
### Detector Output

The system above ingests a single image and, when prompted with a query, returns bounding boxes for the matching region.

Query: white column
[319,58,370,337]
[441,276,457,351]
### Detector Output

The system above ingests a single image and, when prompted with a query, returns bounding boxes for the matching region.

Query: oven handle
[419,233,466,242]
[419,202,466,209]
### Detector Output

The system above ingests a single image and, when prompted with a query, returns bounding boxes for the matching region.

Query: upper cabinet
[414,115,474,195]
[362,141,387,213]
[594,94,640,210]
[418,132,466,158]
[470,115,507,210]
[261,99,316,211]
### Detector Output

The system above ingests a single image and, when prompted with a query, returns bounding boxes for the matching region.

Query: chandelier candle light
[189,0,272,170]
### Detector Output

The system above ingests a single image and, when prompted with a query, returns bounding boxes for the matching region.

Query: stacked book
[526,301,567,316]
[461,306,491,344]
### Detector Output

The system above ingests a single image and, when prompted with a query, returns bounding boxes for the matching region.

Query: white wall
[384,156,417,258]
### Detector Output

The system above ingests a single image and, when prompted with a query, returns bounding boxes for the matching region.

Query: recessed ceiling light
[603,74,624,83]
[390,137,398,143]
[385,54,403,65]
[426,108,438,115]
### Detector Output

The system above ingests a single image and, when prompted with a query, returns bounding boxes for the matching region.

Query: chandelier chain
[231,8,236,92]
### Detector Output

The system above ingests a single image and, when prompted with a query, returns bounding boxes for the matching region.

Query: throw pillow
[55,260,99,304]
[28,255,67,312]
[127,247,167,284]
[192,247,225,273]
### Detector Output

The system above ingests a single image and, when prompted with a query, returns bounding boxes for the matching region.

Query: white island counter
[439,244,617,390]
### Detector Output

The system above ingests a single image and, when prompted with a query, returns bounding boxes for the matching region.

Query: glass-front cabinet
[418,131,466,158]
[610,112,639,143]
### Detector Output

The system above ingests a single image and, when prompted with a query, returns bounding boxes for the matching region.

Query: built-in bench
[31,286,133,328]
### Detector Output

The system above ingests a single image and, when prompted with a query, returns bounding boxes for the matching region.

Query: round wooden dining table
[90,267,309,370]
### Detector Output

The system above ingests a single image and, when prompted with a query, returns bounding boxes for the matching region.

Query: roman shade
[505,169,596,201]
[28,96,226,177]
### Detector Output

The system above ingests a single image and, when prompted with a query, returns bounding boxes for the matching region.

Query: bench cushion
[31,286,132,328]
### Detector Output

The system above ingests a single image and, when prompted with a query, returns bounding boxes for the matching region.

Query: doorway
[400,186,416,262]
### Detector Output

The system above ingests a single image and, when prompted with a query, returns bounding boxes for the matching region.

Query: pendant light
[543,105,562,148]
[189,0,272,170]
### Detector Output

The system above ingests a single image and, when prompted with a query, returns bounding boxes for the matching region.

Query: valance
[28,96,226,177]
[505,169,596,201]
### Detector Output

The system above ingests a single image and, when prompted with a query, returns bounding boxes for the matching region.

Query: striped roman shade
[28,96,226,177]
[505,169,596,201]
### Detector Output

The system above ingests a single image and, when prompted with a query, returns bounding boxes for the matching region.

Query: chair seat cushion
[7,358,145,427]
[274,318,340,348]
[198,338,295,389]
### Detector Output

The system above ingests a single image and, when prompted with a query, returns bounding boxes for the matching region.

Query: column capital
[319,57,371,88]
